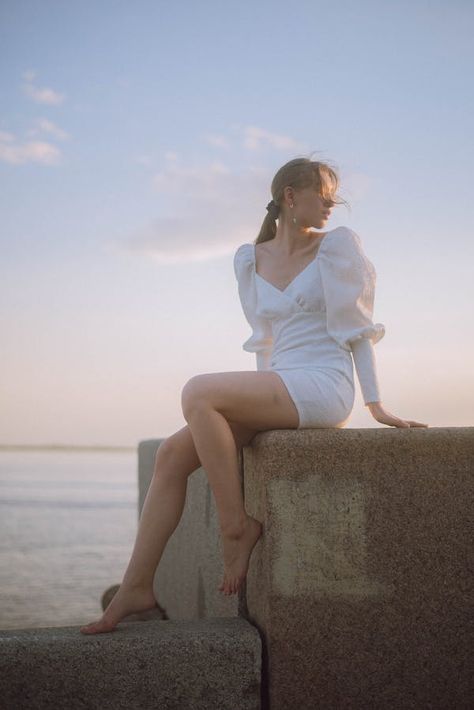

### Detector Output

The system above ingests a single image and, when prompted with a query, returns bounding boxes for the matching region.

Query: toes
[218,577,243,595]
[219,575,244,595]
[80,620,100,632]
[80,619,115,635]
[81,624,101,634]
[80,624,97,634]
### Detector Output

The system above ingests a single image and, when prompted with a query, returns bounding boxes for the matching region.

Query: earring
[290,204,297,225]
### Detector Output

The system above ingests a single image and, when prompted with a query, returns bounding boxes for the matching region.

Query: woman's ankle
[119,577,155,592]
[221,513,252,539]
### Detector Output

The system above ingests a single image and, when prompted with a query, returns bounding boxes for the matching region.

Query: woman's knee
[181,375,211,420]
[153,433,200,481]
[153,439,176,478]
[154,438,173,468]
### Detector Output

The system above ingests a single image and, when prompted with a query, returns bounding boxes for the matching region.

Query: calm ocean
[0,448,139,631]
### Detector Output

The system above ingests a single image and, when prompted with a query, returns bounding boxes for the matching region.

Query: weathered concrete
[3,428,470,709]
[138,439,242,619]
[0,617,262,710]
[242,426,473,709]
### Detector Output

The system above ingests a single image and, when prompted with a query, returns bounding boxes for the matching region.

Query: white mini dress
[233,226,386,429]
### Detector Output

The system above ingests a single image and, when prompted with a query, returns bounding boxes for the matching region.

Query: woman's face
[298,186,334,229]
[286,185,334,230]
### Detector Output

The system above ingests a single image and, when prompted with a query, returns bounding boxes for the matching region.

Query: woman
[80,157,427,634]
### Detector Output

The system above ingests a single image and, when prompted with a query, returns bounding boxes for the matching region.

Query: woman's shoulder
[233,243,254,278]
[320,226,370,265]
[322,226,376,281]
[234,242,254,258]
[323,225,362,249]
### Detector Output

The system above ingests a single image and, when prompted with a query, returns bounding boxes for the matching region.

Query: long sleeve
[318,227,385,404]
[233,244,274,371]
[351,337,381,405]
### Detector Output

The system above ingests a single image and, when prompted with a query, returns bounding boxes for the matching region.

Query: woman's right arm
[233,244,274,371]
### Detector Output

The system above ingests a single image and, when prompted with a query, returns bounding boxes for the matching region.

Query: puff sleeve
[318,227,385,404]
[233,244,274,371]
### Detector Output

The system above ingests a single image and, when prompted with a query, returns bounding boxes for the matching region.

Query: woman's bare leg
[80,369,299,634]
[181,370,300,598]
[79,421,257,634]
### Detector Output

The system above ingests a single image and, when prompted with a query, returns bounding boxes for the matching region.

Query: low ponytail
[255,200,280,244]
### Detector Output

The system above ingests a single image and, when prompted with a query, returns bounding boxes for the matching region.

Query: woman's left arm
[319,227,429,428]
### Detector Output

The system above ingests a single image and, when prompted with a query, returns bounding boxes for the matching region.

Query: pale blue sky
[1,0,473,446]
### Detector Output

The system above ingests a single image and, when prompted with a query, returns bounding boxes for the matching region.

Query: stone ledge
[242,426,473,709]
[0,617,262,710]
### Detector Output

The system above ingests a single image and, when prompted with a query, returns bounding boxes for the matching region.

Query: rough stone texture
[138,439,242,619]
[0,617,262,710]
[242,426,473,710]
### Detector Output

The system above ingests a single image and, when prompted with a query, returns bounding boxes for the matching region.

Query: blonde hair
[256,154,349,244]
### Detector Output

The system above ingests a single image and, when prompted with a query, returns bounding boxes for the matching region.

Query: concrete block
[242,426,473,709]
[0,617,262,710]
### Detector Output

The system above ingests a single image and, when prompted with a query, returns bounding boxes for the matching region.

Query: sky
[1,0,473,447]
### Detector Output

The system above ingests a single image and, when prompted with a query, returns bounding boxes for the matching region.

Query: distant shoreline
[0,444,136,453]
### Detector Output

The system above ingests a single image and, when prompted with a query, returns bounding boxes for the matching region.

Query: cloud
[0,131,15,143]
[203,133,231,149]
[26,118,69,141]
[107,155,272,262]
[22,74,65,105]
[151,159,232,197]
[241,125,307,152]
[106,125,366,262]
[0,131,61,165]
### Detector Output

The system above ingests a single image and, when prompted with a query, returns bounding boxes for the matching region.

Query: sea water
[0,448,139,630]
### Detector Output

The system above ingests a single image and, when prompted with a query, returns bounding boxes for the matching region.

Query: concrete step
[0,617,262,710]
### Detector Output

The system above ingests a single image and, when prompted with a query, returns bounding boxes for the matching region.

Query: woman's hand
[366,401,428,428]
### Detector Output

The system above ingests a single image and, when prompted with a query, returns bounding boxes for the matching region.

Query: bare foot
[218,515,263,596]
[79,585,158,634]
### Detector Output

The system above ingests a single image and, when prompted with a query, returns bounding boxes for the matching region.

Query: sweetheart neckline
[253,230,333,294]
